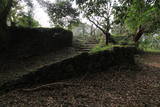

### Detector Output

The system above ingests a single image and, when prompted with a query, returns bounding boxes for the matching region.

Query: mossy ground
[90,44,132,53]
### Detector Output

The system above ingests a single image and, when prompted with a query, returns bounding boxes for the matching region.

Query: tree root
[20,82,80,92]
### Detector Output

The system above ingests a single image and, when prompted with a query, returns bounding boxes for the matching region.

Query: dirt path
[138,54,160,68]
[0,54,160,107]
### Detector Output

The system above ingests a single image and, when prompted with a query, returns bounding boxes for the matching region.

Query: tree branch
[87,16,106,34]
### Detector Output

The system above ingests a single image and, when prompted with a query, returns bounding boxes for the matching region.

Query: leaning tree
[73,0,116,45]
[114,0,160,43]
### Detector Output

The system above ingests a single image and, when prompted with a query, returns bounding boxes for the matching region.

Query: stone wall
[2,27,73,57]
[0,47,137,93]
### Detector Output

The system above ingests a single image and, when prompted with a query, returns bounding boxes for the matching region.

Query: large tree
[0,0,13,28]
[0,0,37,28]
[8,0,40,27]
[7,0,23,26]
[74,0,116,45]
[0,0,13,50]
[114,0,160,43]
[0,0,39,49]
[37,0,80,28]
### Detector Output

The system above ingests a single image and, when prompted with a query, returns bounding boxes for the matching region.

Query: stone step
[73,41,97,53]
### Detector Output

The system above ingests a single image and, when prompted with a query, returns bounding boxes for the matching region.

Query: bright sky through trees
[33,0,50,27]
[32,0,89,27]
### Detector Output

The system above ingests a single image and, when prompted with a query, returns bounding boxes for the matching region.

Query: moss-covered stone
[0,47,137,94]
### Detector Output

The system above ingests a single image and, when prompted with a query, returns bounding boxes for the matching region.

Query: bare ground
[0,54,160,107]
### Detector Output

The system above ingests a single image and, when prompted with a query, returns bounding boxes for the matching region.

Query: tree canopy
[38,0,80,28]
[73,0,117,44]
[7,0,40,27]
[1,0,160,45]
[114,0,160,42]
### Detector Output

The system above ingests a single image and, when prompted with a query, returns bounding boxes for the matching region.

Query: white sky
[22,0,117,28]
[33,0,51,27]
[32,0,89,27]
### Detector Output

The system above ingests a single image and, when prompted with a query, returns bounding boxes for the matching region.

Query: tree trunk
[104,32,116,45]
[0,0,13,28]
[133,27,144,43]
[104,32,110,45]
[0,0,13,50]
[90,24,93,36]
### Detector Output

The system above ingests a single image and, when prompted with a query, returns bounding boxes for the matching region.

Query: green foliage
[0,0,13,27]
[139,33,160,51]
[90,44,124,53]
[141,48,160,53]
[0,0,39,28]
[0,0,7,13]
[7,0,40,27]
[46,0,79,28]
[125,0,158,33]
[75,0,113,33]
[90,45,112,53]
[115,0,160,34]
[16,15,40,27]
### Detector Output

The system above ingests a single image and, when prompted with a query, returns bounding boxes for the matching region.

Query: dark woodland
[0,0,160,106]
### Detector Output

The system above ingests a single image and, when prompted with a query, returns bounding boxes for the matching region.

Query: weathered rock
[0,28,10,51]
[0,47,137,94]
[1,27,73,58]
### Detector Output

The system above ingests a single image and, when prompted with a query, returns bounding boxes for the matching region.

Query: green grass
[142,48,160,53]
[90,45,112,53]
[90,44,125,53]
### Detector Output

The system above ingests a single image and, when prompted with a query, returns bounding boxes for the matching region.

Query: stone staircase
[73,41,98,53]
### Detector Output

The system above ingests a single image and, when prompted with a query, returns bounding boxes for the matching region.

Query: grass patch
[142,48,160,53]
[90,44,125,53]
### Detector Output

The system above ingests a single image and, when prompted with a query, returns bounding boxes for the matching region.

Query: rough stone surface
[0,47,137,94]
[1,27,73,57]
